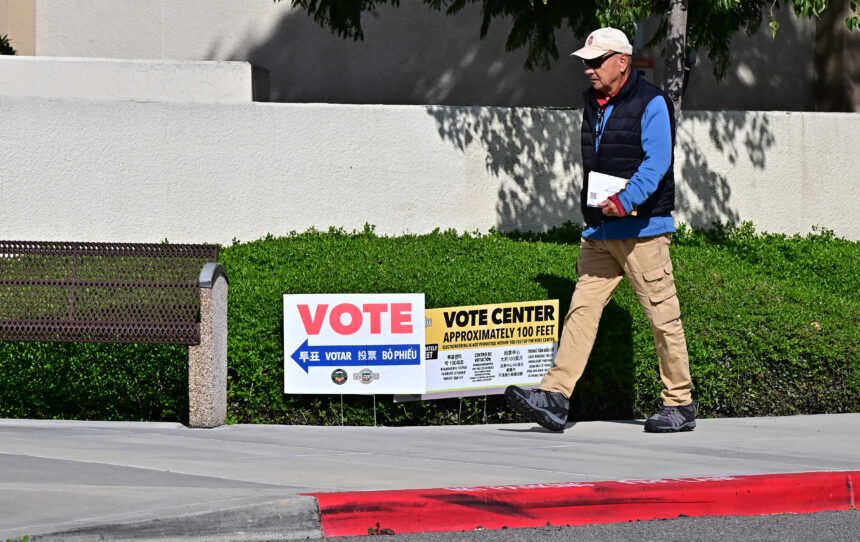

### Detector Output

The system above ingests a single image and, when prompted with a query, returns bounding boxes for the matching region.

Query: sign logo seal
[331,368,348,385]
[354,368,380,384]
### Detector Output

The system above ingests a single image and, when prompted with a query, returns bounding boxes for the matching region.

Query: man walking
[505,27,696,433]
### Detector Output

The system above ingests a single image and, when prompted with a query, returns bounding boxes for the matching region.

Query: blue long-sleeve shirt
[583,95,676,240]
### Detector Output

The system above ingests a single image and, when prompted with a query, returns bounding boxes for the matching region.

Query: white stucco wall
[28,0,817,110]
[675,111,857,237]
[1,96,857,244]
[0,56,255,102]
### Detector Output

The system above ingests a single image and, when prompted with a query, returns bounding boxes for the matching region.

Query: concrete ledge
[0,56,257,102]
[0,418,185,430]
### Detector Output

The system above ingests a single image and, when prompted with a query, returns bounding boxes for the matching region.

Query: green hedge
[1,222,857,425]
[0,341,187,422]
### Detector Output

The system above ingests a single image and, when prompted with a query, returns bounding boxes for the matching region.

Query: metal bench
[0,240,228,428]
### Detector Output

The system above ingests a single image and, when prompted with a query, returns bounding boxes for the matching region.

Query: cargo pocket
[641,263,680,324]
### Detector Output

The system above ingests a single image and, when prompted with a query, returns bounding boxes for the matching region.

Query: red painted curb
[306,471,857,537]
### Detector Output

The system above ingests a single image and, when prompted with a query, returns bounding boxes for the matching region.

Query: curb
[24,497,322,541]
[307,471,858,537]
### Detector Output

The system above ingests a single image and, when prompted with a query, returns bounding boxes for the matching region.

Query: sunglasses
[582,52,620,69]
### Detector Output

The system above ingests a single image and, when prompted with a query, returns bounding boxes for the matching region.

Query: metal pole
[483,395,488,424]
[458,397,462,425]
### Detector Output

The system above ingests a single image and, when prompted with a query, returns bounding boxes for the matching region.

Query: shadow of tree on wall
[425,105,582,232]
[676,111,775,229]
[225,3,780,236]
[425,105,776,234]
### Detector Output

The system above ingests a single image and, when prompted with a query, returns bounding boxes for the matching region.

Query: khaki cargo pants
[540,233,693,407]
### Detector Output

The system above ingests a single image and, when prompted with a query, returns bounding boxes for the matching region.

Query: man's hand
[598,198,622,217]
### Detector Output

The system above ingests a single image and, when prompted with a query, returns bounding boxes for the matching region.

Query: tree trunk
[662,0,688,122]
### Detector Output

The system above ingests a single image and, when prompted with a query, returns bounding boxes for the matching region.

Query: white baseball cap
[570,27,633,60]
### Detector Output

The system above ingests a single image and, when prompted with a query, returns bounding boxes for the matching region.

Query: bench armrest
[198,263,228,289]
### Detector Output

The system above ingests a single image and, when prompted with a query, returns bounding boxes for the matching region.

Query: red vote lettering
[297,304,328,335]
[391,303,412,333]
[330,303,362,335]
[362,303,388,334]
[297,302,413,335]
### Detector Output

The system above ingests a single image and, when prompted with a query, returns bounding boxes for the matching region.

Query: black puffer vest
[580,70,676,227]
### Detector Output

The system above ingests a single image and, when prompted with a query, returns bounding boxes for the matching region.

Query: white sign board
[284,293,426,394]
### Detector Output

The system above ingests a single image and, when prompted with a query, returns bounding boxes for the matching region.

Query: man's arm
[601,96,673,217]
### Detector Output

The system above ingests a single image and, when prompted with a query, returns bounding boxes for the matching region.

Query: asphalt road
[329,510,860,541]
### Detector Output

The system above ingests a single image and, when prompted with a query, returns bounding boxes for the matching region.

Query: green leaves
[288,0,403,41]
[286,0,858,96]
[0,342,187,422]
[596,0,651,40]
[847,0,860,30]
[791,0,829,18]
[768,2,780,38]
[671,222,860,417]
[0,34,16,56]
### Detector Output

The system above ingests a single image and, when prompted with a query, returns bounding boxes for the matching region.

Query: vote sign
[284,293,426,394]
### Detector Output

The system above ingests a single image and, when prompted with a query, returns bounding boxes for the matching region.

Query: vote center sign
[422,299,559,398]
[284,293,426,394]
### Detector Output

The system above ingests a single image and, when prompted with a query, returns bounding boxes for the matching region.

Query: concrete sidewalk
[1,414,858,540]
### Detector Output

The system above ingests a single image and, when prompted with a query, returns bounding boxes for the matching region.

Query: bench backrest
[0,241,219,345]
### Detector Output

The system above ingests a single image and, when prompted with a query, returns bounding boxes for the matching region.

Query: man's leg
[540,237,625,397]
[506,237,623,430]
[618,234,695,431]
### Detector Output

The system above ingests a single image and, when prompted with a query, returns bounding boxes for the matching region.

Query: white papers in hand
[586,172,628,207]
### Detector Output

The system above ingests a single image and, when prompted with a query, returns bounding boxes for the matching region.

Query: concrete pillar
[188,263,228,428]
[1,0,35,55]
